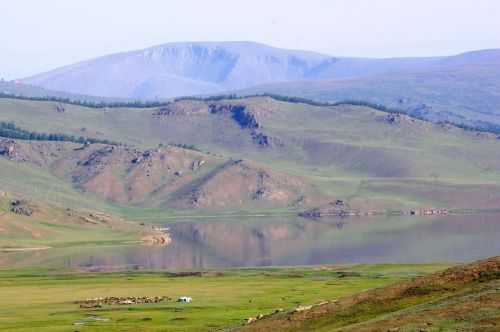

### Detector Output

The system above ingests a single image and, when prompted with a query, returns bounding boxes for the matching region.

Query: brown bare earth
[231,256,500,332]
[169,159,330,209]
[0,138,331,209]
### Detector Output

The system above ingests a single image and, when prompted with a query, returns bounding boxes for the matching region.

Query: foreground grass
[0,264,448,332]
[232,257,500,332]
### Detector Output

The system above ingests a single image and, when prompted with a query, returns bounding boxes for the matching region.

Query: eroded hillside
[0,138,330,210]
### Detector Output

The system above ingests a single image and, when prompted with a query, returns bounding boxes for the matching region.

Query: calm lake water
[3,214,500,270]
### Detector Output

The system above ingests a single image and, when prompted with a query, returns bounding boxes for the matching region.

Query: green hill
[240,63,500,131]
[1,96,500,216]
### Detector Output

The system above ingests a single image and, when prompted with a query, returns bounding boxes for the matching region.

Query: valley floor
[0,264,447,332]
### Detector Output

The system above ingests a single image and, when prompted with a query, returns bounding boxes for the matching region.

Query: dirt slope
[0,139,330,209]
[169,159,330,209]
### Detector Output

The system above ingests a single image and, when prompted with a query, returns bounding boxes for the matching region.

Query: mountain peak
[21,41,334,99]
[21,42,500,100]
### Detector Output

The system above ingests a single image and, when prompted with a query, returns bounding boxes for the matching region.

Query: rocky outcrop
[56,104,65,113]
[0,140,16,157]
[386,113,401,124]
[209,104,259,129]
[191,159,206,171]
[10,200,34,216]
[208,103,283,148]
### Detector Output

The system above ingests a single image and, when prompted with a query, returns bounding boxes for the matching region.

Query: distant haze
[2,0,500,80]
[19,42,500,100]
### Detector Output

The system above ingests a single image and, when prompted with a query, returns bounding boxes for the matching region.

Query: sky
[1,0,500,80]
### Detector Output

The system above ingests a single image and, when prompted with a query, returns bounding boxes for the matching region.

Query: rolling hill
[0,138,330,210]
[1,95,500,215]
[241,53,500,129]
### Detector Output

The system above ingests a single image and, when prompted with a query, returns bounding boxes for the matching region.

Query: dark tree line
[0,91,333,108]
[331,100,407,115]
[169,143,201,152]
[435,120,500,135]
[0,92,170,109]
[0,121,118,145]
[174,93,334,107]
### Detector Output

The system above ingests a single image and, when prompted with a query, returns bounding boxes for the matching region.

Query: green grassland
[0,264,449,332]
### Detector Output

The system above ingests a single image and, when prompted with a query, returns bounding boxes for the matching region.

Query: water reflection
[3,214,500,270]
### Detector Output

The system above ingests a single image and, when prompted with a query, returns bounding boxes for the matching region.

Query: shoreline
[0,246,51,252]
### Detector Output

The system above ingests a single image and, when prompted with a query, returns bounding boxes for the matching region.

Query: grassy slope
[233,256,500,332]
[240,64,500,126]
[214,98,500,210]
[0,98,159,147]
[1,96,500,214]
[0,193,143,249]
[0,264,447,332]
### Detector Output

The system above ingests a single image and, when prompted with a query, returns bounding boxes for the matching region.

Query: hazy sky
[1,0,500,79]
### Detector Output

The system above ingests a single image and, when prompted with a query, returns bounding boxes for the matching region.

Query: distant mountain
[21,42,336,99]
[22,41,498,100]
[0,80,124,103]
[241,49,500,128]
[20,43,500,128]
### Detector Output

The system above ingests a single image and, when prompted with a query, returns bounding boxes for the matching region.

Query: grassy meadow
[0,264,449,332]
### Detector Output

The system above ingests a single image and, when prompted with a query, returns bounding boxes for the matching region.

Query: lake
[2,214,500,270]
